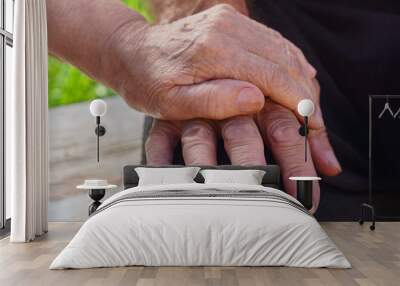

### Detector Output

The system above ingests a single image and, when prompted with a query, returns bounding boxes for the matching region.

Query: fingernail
[237,88,264,113]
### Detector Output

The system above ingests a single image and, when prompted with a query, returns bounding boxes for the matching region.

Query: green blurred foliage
[48,0,152,108]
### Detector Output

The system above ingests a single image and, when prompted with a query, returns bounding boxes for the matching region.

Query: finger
[212,8,320,120]
[227,20,316,80]
[162,79,265,120]
[258,102,320,212]
[306,79,341,175]
[231,36,320,126]
[219,116,266,165]
[229,32,304,80]
[211,6,316,78]
[308,127,342,176]
[210,44,324,129]
[181,120,218,165]
[145,120,181,165]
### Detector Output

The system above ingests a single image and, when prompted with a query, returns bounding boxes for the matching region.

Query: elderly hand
[49,1,317,122]
[145,79,341,212]
[143,1,340,211]
[146,112,340,213]
[105,4,323,125]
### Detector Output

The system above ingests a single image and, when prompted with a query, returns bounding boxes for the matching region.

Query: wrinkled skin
[48,1,318,122]
[145,2,342,213]
[146,97,340,213]
[108,4,324,125]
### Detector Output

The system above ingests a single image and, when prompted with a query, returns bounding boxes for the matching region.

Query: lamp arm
[97,116,100,162]
[304,116,308,162]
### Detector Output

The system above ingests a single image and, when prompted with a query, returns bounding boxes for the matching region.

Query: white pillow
[200,169,266,185]
[135,167,201,186]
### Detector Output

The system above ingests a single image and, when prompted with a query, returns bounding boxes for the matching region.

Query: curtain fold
[9,0,49,242]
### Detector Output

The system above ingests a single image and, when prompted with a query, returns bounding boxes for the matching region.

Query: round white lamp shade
[90,99,107,117]
[297,99,315,117]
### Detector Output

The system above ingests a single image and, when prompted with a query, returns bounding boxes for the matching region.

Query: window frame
[0,0,13,232]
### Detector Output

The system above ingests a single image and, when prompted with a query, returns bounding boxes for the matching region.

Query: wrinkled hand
[145,80,341,212]
[107,4,323,125]
[141,2,340,212]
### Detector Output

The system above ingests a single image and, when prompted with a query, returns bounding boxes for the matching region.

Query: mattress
[50,183,350,269]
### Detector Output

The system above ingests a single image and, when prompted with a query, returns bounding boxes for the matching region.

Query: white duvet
[50,183,350,269]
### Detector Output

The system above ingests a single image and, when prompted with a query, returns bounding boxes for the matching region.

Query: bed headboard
[123,165,281,190]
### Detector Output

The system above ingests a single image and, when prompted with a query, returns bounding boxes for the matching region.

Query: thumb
[159,79,265,120]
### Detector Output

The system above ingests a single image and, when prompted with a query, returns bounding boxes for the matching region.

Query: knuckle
[267,118,302,147]
[151,120,178,137]
[145,123,178,155]
[207,4,237,29]
[214,3,236,15]
[222,117,262,145]
[194,31,220,54]
[182,121,215,143]
[182,123,216,153]
[222,118,265,165]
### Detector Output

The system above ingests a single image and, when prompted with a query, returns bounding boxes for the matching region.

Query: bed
[50,165,350,269]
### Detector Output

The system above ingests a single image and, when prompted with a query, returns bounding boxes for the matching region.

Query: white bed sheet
[50,183,350,269]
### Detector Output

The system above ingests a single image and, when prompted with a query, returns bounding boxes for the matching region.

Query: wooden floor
[0,222,399,286]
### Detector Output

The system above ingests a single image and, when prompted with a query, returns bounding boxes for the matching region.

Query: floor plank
[0,222,399,286]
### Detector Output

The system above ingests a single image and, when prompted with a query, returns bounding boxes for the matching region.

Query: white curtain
[8,0,49,242]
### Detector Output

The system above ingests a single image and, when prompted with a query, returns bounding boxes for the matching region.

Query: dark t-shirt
[248,0,400,219]
[143,1,400,220]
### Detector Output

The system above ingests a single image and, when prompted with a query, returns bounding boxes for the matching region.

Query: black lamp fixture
[89,99,107,162]
[290,99,319,211]
[297,99,315,162]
